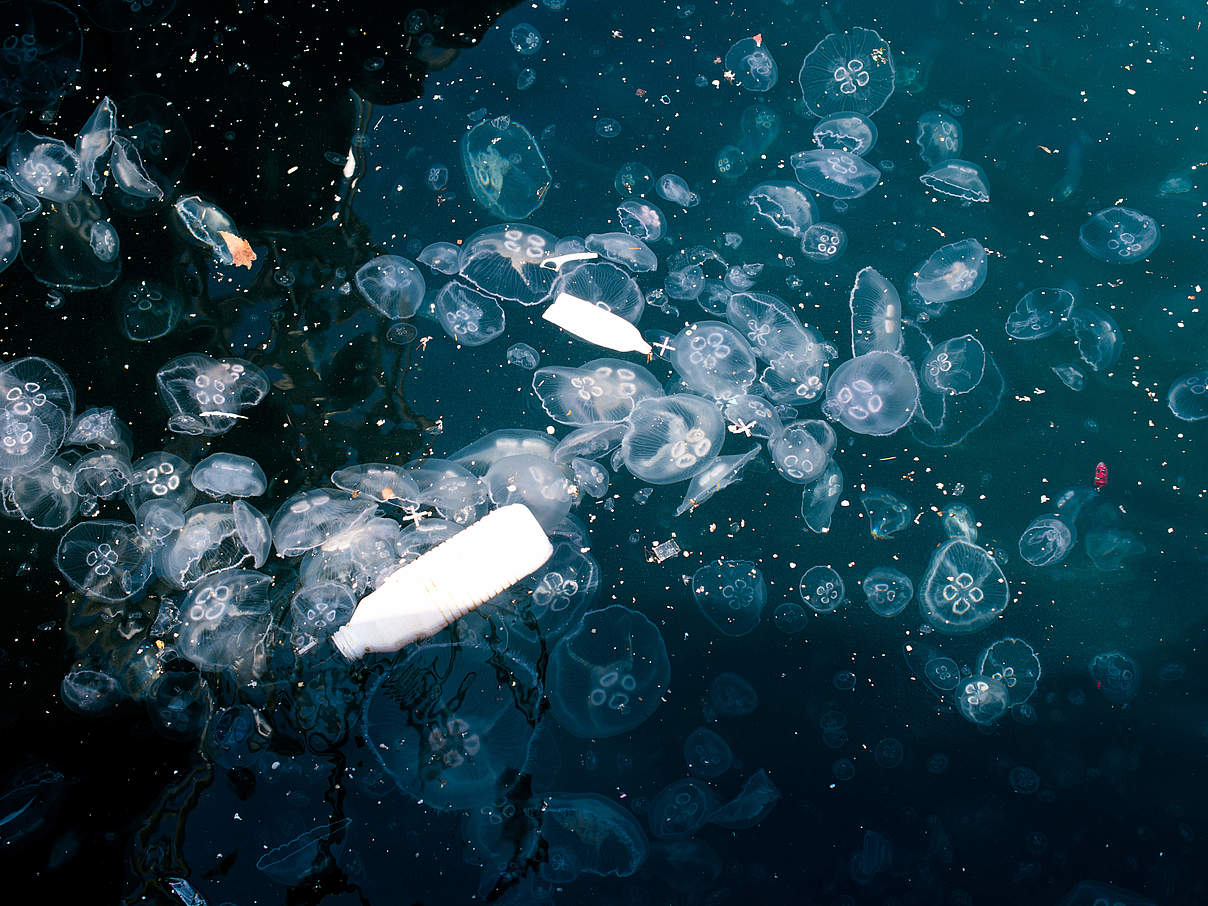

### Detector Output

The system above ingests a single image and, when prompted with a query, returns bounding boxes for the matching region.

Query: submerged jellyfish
[1079,207,1160,263]
[862,567,914,617]
[692,560,766,636]
[706,770,780,829]
[860,487,912,538]
[156,502,270,587]
[823,351,919,436]
[1004,288,1074,340]
[769,419,835,484]
[800,222,847,262]
[799,565,846,613]
[708,672,759,717]
[909,239,987,315]
[552,260,645,323]
[790,149,881,200]
[849,267,903,356]
[955,675,1009,725]
[1068,304,1122,371]
[178,568,273,675]
[1089,651,1141,705]
[801,460,843,533]
[919,539,1009,634]
[746,181,817,238]
[979,637,1041,704]
[773,602,809,634]
[616,198,666,242]
[417,241,461,274]
[257,820,352,885]
[460,117,551,220]
[355,255,426,319]
[920,160,990,203]
[155,354,269,436]
[0,203,20,274]
[115,279,183,342]
[813,112,877,156]
[648,778,716,840]
[921,335,987,396]
[484,454,572,531]
[8,132,81,201]
[674,445,760,516]
[55,520,153,602]
[614,161,654,196]
[540,793,648,880]
[191,453,267,498]
[584,232,658,272]
[798,27,896,117]
[916,111,962,166]
[656,173,699,208]
[669,322,758,401]
[532,358,662,426]
[1167,368,1208,421]
[434,281,506,347]
[684,726,733,778]
[725,37,778,92]
[458,223,557,304]
[271,488,376,557]
[1018,515,1075,566]
[548,605,670,738]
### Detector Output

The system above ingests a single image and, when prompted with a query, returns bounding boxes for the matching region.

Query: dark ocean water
[0,1,1205,904]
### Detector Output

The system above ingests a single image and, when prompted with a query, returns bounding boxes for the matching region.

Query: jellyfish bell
[920,160,990,203]
[823,351,919,436]
[790,149,881,199]
[799,27,896,117]
[460,117,551,220]
[458,223,558,304]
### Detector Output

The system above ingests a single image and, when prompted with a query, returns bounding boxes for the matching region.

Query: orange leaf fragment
[217,230,257,269]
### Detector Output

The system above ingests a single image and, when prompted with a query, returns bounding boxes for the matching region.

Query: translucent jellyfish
[1167,368,1208,421]
[1068,304,1122,371]
[461,117,551,220]
[517,67,536,90]
[669,321,758,400]
[458,223,557,304]
[799,564,846,613]
[514,540,601,640]
[417,241,461,274]
[715,145,748,179]
[850,829,893,884]
[8,132,81,201]
[484,454,572,531]
[1088,651,1140,705]
[552,260,645,323]
[920,160,990,203]
[674,445,759,516]
[709,672,759,716]
[1079,207,1160,263]
[979,637,1041,704]
[540,793,648,880]
[942,503,979,542]
[725,37,778,92]
[87,221,119,263]
[923,656,962,692]
[584,231,658,273]
[66,407,130,454]
[532,359,662,426]
[115,279,183,342]
[909,239,987,316]
[1018,515,1075,566]
[127,451,193,511]
[746,181,818,238]
[426,165,449,191]
[406,459,489,524]
[1086,529,1146,571]
[813,112,877,156]
[725,291,808,364]
[621,394,724,485]
[60,667,123,715]
[177,568,273,675]
[364,641,540,810]
[790,149,881,200]
[722,394,783,439]
[692,561,766,637]
[174,195,246,265]
[1004,288,1074,340]
[55,520,152,602]
[0,203,20,274]
[155,354,269,436]
[434,281,506,347]
[860,487,912,538]
[916,111,963,166]
[656,173,699,208]
[594,117,622,139]
[355,255,426,319]
[706,769,780,829]
[289,583,356,655]
[548,605,670,738]
[682,728,733,780]
[616,198,666,242]
[191,453,266,498]
[800,222,847,262]
[910,349,1006,448]
[71,450,132,499]
[648,778,716,840]
[257,819,352,885]
[772,603,807,634]
[298,516,403,594]
[665,264,704,301]
[507,343,540,370]
[849,267,903,356]
[919,539,1010,634]
[801,460,843,533]
[823,351,919,436]
[271,488,376,558]
[798,27,896,117]
[553,423,626,465]
[448,428,558,476]
[156,502,270,587]
[10,455,78,530]
[955,675,1010,725]
[614,161,654,196]
[510,22,542,55]
[921,335,986,396]
[109,136,162,200]
[862,567,914,617]
[769,419,835,484]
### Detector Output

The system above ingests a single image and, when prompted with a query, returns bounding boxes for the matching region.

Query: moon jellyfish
[1086,529,1146,571]
[548,605,670,738]
[1004,288,1074,340]
[127,451,192,511]
[798,27,896,117]
[288,583,356,654]
[813,112,877,156]
[417,241,461,275]
[769,419,835,483]
[715,145,748,179]
[61,667,124,715]
[11,455,78,530]
[800,222,847,263]
[1018,515,1075,566]
[824,351,918,436]
[790,149,881,200]
[460,117,551,220]
[434,281,506,347]
[656,173,699,208]
[191,453,267,498]
[849,267,902,356]
[271,488,377,558]
[860,487,912,538]
[329,462,419,503]
[616,198,666,242]
[8,132,81,201]
[1089,651,1141,705]
[1079,207,1160,263]
[922,655,962,692]
[364,641,540,810]
[614,160,653,196]
[584,231,658,273]
[178,568,273,676]
[533,358,662,426]
[88,221,118,263]
[256,819,352,885]
[724,37,778,92]
[355,255,426,319]
[955,675,1009,725]
[979,637,1041,704]
[174,195,245,265]
[1167,368,1208,421]
[684,726,733,778]
[552,260,645,323]
[674,445,759,516]
[72,451,132,499]
[115,279,183,342]
[909,239,987,316]
[666,264,704,301]
[155,354,269,436]
[799,565,846,613]
[458,224,557,304]
[0,203,19,274]
[540,793,648,880]
[862,567,914,617]
[919,539,1009,634]
[648,778,716,839]
[669,322,758,401]
[55,520,153,602]
[21,193,121,290]
[406,459,489,525]
[707,672,759,718]
[594,117,622,139]
[916,111,962,166]
[510,22,542,55]
[921,335,986,396]
[801,460,843,533]
[692,560,766,637]
[920,160,990,203]
[484,455,572,531]
[156,502,270,587]
[746,181,817,238]
[706,769,780,829]
[1068,304,1122,371]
